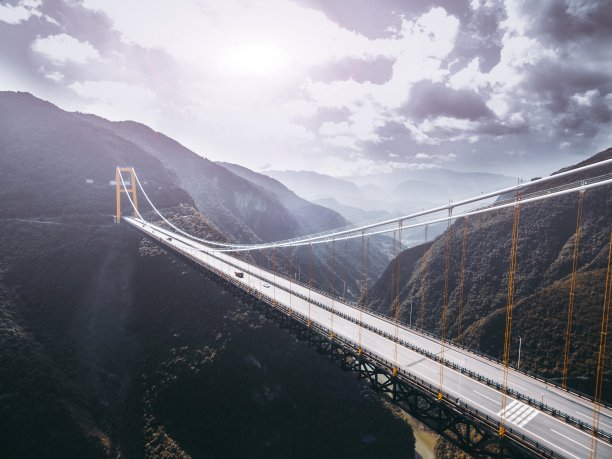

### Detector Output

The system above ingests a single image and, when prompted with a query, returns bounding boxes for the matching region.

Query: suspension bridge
[114,161,612,458]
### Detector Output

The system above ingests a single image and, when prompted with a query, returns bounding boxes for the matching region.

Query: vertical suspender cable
[438,208,453,400]
[288,246,293,314]
[358,231,365,354]
[499,192,521,438]
[420,225,430,331]
[330,239,336,338]
[365,237,370,311]
[457,217,468,345]
[393,221,403,376]
[591,232,612,458]
[308,242,312,326]
[345,239,348,299]
[259,250,263,300]
[272,246,276,305]
[563,190,585,389]
[391,230,397,317]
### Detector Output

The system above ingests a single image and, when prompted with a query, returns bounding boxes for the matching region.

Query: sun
[221,41,288,77]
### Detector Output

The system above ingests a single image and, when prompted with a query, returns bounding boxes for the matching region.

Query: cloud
[0,0,42,25]
[403,81,494,121]
[1,0,611,178]
[32,33,100,64]
[310,56,394,84]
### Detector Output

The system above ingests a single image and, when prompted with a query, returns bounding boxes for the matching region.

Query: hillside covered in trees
[369,148,612,400]
[0,91,414,458]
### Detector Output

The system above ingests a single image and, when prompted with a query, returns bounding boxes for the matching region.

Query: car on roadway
[262,282,270,288]
[234,271,244,278]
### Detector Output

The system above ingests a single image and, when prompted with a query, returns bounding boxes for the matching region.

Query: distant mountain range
[216,161,346,235]
[264,166,517,216]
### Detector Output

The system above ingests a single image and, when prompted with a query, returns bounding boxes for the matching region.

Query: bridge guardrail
[251,259,612,416]
[132,220,612,445]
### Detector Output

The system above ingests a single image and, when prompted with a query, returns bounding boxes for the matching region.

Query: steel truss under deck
[136,226,564,459]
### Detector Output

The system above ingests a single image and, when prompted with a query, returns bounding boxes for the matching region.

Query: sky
[1,0,611,179]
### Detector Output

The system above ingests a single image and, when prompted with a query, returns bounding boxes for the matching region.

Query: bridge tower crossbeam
[115,166,139,223]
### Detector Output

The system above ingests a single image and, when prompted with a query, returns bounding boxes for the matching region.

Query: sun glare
[221,41,287,77]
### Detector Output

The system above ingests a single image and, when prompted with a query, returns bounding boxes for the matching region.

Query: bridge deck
[126,216,612,459]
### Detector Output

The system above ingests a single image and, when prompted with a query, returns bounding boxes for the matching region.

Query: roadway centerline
[473,389,501,405]
[129,220,612,457]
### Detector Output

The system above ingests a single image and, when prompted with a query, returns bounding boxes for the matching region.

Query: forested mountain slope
[0,91,414,458]
[369,148,612,399]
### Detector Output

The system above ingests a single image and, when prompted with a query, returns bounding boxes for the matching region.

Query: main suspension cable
[130,159,612,252]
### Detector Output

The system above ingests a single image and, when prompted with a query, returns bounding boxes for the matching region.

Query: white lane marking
[507,400,523,413]
[412,369,581,459]
[473,389,502,405]
[551,429,593,452]
[136,222,612,454]
[497,399,519,417]
[514,410,538,427]
[524,430,581,459]
[496,400,540,428]
[518,410,539,428]
[509,404,531,423]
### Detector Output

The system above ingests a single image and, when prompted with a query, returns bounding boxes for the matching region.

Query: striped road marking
[497,400,539,428]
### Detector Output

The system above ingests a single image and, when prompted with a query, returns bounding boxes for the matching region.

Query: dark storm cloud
[449,1,506,72]
[309,56,393,84]
[528,0,612,44]
[403,81,494,121]
[525,62,612,113]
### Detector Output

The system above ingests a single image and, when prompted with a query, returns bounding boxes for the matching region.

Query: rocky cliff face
[369,148,612,398]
